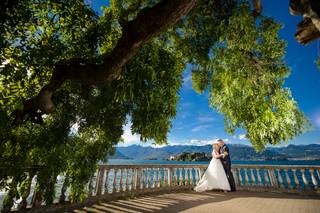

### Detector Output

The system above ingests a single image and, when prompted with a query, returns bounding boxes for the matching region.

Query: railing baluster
[19,173,33,209]
[59,174,69,203]
[231,168,237,187]
[185,168,189,186]
[235,168,242,190]
[301,169,309,190]
[133,168,137,190]
[194,168,198,183]
[167,167,170,186]
[316,169,320,184]
[292,169,300,190]
[174,168,178,186]
[153,168,156,188]
[31,184,43,208]
[277,168,285,192]
[158,168,161,187]
[256,169,263,191]
[167,167,172,187]
[125,168,129,191]
[169,167,173,187]
[244,169,250,191]
[190,168,195,186]
[269,169,278,192]
[147,168,151,188]
[250,168,257,191]
[104,169,109,194]
[142,168,146,189]
[310,169,318,191]
[138,168,142,190]
[162,167,165,187]
[131,168,135,190]
[88,174,95,196]
[157,168,161,188]
[119,168,124,192]
[113,168,117,193]
[263,169,270,191]
[284,168,292,192]
[179,168,183,186]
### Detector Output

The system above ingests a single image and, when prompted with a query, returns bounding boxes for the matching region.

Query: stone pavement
[72,191,320,213]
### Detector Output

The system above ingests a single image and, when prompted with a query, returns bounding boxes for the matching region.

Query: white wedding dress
[194,151,231,192]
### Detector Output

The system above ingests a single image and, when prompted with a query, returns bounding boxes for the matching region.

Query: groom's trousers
[222,162,236,191]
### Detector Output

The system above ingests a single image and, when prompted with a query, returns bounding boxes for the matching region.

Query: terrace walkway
[73,191,320,213]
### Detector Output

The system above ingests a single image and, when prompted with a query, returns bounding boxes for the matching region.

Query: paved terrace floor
[72,191,320,213]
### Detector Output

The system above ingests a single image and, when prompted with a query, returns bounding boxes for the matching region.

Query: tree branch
[289,0,320,45]
[13,0,199,124]
[252,0,262,17]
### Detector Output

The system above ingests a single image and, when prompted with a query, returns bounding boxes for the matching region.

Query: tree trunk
[13,0,198,124]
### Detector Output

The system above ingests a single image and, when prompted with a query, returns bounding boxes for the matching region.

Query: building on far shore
[169,155,176,160]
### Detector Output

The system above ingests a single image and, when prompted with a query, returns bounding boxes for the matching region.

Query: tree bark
[13,0,199,124]
[295,17,320,44]
[252,0,262,17]
[289,0,320,45]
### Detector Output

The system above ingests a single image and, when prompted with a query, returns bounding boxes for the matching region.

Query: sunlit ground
[73,191,320,213]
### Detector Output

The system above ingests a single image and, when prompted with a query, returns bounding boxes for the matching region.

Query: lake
[105,159,320,165]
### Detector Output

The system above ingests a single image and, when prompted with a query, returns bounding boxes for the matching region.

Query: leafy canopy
[0,0,308,208]
[192,4,308,151]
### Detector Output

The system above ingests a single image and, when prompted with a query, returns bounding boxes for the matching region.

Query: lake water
[1,160,319,210]
[105,159,320,165]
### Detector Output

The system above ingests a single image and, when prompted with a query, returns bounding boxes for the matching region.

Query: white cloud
[182,71,192,89]
[187,138,230,146]
[189,139,215,146]
[309,110,320,130]
[314,114,320,128]
[151,144,168,148]
[238,134,247,140]
[197,115,215,124]
[118,123,141,147]
[191,125,210,132]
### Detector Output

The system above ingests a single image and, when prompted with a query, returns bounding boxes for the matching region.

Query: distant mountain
[114,144,320,161]
[267,144,320,159]
[108,150,132,159]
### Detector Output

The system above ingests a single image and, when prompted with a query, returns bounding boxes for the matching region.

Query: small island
[168,152,211,162]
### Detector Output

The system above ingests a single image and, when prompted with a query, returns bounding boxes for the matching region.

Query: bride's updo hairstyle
[212,142,220,151]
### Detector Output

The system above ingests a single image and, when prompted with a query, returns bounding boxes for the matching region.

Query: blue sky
[90,0,320,147]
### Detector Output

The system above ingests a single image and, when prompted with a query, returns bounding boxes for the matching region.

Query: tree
[289,0,320,67]
[0,0,309,210]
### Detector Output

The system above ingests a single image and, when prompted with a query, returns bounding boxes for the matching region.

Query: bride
[194,141,231,192]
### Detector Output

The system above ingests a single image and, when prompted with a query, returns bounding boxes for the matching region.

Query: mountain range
[110,144,320,161]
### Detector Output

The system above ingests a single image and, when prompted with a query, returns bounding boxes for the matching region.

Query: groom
[217,139,236,192]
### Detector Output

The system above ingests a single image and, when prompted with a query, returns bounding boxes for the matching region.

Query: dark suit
[219,144,236,191]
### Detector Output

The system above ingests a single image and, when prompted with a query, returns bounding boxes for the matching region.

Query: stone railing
[90,164,206,197]
[232,164,320,193]
[1,164,319,212]
[91,164,320,196]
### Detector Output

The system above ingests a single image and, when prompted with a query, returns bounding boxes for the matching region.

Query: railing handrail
[99,164,320,169]
[232,164,320,169]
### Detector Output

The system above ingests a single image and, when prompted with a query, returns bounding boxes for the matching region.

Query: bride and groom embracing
[194,139,236,192]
